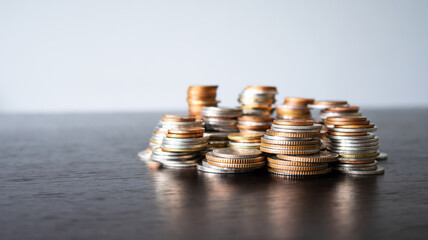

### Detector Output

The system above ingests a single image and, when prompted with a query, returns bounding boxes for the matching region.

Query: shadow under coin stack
[201,107,242,151]
[261,119,338,176]
[228,132,264,149]
[325,116,384,175]
[198,148,265,174]
[187,86,219,117]
[237,115,274,134]
[276,97,314,120]
[238,86,277,116]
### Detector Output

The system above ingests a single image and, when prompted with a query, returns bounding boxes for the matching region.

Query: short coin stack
[203,132,230,152]
[238,86,277,116]
[139,114,203,160]
[261,119,338,176]
[320,106,361,122]
[198,148,266,174]
[276,97,314,120]
[228,132,264,149]
[237,115,274,133]
[156,127,208,167]
[201,107,242,132]
[325,116,384,175]
[187,85,219,117]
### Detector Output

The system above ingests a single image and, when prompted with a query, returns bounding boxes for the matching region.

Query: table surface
[1,109,428,240]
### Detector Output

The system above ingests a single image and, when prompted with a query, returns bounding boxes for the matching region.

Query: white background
[0,0,427,113]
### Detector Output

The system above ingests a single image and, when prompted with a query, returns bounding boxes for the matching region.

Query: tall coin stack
[325,116,385,175]
[139,114,203,160]
[187,85,219,117]
[198,148,266,174]
[238,86,277,116]
[201,107,242,150]
[157,127,208,167]
[260,119,338,176]
[276,97,314,120]
[237,115,274,133]
[228,132,264,149]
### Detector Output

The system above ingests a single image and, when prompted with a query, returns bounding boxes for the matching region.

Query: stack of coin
[260,119,338,176]
[155,127,208,167]
[238,86,277,116]
[197,148,266,174]
[204,132,230,152]
[201,107,242,132]
[187,85,219,116]
[276,97,314,120]
[228,132,264,149]
[237,115,274,133]
[140,114,203,160]
[325,116,384,175]
[320,106,362,122]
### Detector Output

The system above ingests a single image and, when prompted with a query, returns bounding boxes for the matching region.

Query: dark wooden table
[1,109,427,240]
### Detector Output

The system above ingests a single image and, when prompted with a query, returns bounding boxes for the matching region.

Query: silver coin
[163,136,209,144]
[151,153,199,161]
[239,130,267,134]
[260,146,320,155]
[276,105,309,110]
[157,161,198,168]
[242,109,272,115]
[335,161,378,168]
[329,148,378,154]
[204,132,236,138]
[161,143,208,149]
[209,140,229,145]
[327,134,376,140]
[138,151,152,161]
[200,161,261,173]
[338,166,385,175]
[330,139,379,146]
[328,126,377,133]
[228,141,261,147]
[212,148,262,159]
[337,157,377,162]
[238,121,272,127]
[328,145,379,151]
[308,103,349,109]
[376,152,388,161]
[263,134,315,141]
[203,118,237,124]
[261,137,320,145]
[151,147,195,156]
[271,123,322,130]
[270,126,321,133]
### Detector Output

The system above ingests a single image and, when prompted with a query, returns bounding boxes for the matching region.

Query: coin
[268,162,328,171]
[168,127,205,134]
[376,152,388,161]
[212,148,262,159]
[267,167,332,176]
[266,129,323,138]
[207,160,266,169]
[337,167,385,175]
[276,151,338,163]
[273,119,314,126]
[267,156,329,167]
[261,138,320,145]
[260,146,320,155]
[206,152,265,163]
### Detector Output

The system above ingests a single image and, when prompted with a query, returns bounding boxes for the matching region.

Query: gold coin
[207,160,266,169]
[260,142,319,150]
[338,152,380,158]
[267,156,328,167]
[266,129,323,138]
[276,151,338,163]
[267,162,328,171]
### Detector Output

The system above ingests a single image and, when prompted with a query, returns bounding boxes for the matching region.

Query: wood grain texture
[1,109,427,240]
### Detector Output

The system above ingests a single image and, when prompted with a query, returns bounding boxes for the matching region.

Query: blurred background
[0,0,427,113]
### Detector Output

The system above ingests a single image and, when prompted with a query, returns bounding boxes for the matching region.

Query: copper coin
[166,133,204,138]
[328,131,367,136]
[241,104,272,109]
[326,116,367,122]
[323,106,359,113]
[283,97,315,105]
[162,114,196,122]
[335,124,375,129]
[237,125,270,131]
[168,127,205,134]
[238,115,274,122]
[273,119,314,126]
[313,100,348,105]
[245,85,277,93]
[324,120,370,126]
[153,130,167,134]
